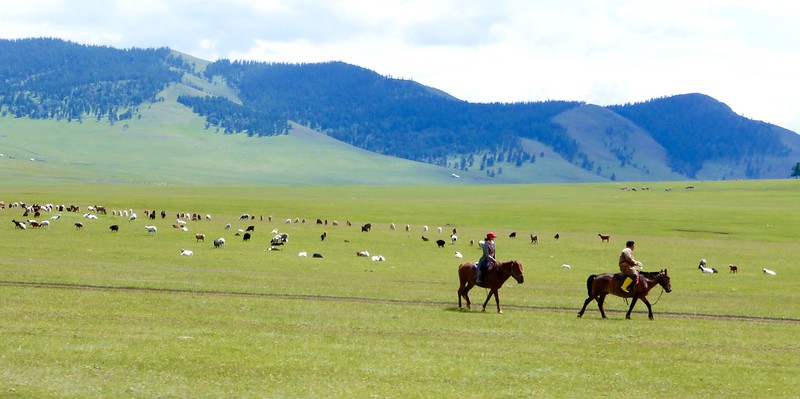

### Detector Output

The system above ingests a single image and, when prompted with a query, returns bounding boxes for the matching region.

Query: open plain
[1,180,798,398]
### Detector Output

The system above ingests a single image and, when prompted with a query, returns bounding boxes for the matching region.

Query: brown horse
[457,260,524,314]
[577,269,671,320]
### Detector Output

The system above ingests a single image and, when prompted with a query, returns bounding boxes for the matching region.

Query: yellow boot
[620,277,633,293]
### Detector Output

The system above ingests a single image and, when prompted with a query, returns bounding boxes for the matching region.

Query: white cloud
[1,0,799,132]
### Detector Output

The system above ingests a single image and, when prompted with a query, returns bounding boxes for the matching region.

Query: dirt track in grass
[3,280,798,324]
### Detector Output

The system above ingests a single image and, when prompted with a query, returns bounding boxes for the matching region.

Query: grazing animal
[763,268,776,276]
[729,264,738,273]
[195,233,205,242]
[561,264,571,270]
[225,223,231,230]
[509,232,516,238]
[128,213,137,222]
[271,233,289,246]
[321,231,327,241]
[144,225,158,234]
[312,253,323,258]
[698,259,717,273]
[371,255,385,261]
[554,233,560,240]
[699,265,718,273]
[243,232,251,241]
[356,251,370,257]
[180,249,193,256]
[598,234,611,242]
[450,234,457,244]
[577,270,672,320]
[457,260,525,314]
[437,226,443,234]
[390,223,396,230]
[298,251,308,257]
[530,234,538,244]
[245,225,255,232]
[361,223,372,232]
[454,251,463,259]
[239,214,250,220]
[109,224,119,232]
[12,219,26,229]
[436,239,446,248]
[213,238,225,248]
[421,236,429,242]
[74,222,84,230]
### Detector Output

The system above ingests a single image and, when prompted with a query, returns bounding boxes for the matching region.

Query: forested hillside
[0,38,187,123]
[1,38,798,182]
[609,94,790,178]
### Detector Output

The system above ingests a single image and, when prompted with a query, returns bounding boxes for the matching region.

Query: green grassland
[1,180,799,398]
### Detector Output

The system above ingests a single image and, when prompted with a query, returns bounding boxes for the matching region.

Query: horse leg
[493,290,502,314]
[458,284,473,310]
[597,293,608,319]
[577,296,595,318]
[625,296,639,319]
[640,296,654,320]
[481,289,496,312]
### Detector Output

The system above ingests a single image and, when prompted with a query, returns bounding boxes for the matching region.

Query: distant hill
[1,37,799,184]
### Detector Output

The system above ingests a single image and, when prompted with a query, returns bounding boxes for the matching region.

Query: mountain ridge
[1,38,798,184]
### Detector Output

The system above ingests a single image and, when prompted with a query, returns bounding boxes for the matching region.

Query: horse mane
[639,271,663,277]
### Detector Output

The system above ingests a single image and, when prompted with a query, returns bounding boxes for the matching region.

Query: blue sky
[3,0,799,133]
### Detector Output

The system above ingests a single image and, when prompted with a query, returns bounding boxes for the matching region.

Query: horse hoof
[497,310,503,314]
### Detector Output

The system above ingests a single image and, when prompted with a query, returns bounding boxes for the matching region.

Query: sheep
[51,214,61,220]
[436,239,446,248]
[271,233,289,246]
[321,231,327,241]
[195,233,206,242]
[213,238,225,248]
[243,232,251,241]
[437,226,443,234]
[144,225,158,234]
[371,255,385,261]
[554,233,560,240]
[390,223,396,230]
[763,268,776,276]
[266,246,282,251]
[109,224,119,232]
[39,220,50,228]
[421,236,429,242]
[180,249,193,256]
[598,234,610,242]
[356,251,370,257]
[561,264,571,270]
[74,222,84,230]
[450,234,458,244]
[509,232,517,238]
[312,253,323,258]
[225,223,231,230]
[729,264,738,273]
[361,223,371,232]
[298,251,308,257]
[239,214,250,220]
[422,225,429,232]
[454,251,463,259]
[11,219,26,229]
[530,234,538,244]
[128,213,137,222]
[245,225,255,232]
[698,264,718,273]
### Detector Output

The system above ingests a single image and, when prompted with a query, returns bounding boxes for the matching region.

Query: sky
[2,0,799,133]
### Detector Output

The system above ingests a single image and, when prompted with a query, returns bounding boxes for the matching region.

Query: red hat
[486,232,497,239]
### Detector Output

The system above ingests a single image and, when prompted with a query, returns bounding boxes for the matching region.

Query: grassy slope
[1,180,799,397]
[0,87,488,186]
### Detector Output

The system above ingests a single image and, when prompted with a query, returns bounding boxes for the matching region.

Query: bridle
[496,260,521,280]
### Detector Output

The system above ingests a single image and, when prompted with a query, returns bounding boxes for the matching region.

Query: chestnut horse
[577,269,671,320]
[457,260,524,314]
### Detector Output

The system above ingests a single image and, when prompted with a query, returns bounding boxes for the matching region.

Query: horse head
[657,269,672,293]
[506,260,524,284]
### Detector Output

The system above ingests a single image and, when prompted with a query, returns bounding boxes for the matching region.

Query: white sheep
[454,251,463,258]
[561,264,571,269]
[298,251,308,257]
[763,268,777,276]
[180,249,193,256]
[128,213,137,221]
[451,234,458,244]
[356,251,370,257]
[699,265,718,273]
[371,255,385,261]
[144,225,158,234]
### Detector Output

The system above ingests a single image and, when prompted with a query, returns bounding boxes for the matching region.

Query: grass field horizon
[1,179,798,397]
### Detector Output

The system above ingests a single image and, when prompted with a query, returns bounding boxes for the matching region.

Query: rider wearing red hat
[476,232,497,284]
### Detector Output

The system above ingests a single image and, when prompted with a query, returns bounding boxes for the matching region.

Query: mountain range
[2,37,799,185]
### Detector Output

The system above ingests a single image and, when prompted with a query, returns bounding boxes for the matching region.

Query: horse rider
[476,232,497,284]
[619,240,643,293]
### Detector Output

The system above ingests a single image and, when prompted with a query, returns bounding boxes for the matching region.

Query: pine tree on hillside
[791,162,800,178]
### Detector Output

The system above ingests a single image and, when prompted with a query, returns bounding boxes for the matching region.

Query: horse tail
[586,274,597,297]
